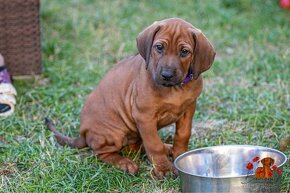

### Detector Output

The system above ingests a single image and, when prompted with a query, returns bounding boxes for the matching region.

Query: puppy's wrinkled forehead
[153,19,196,46]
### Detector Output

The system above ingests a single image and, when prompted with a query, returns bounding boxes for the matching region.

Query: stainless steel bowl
[174,145,287,193]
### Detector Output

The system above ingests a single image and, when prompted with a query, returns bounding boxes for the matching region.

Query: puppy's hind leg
[87,133,139,175]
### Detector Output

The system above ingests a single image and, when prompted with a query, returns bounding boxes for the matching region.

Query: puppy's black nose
[161,69,175,80]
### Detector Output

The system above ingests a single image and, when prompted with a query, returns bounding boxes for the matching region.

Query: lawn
[0,0,289,192]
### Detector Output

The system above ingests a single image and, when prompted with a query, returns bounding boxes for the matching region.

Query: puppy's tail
[45,118,87,149]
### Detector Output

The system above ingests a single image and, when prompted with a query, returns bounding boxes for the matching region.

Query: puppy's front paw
[152,158,177,179]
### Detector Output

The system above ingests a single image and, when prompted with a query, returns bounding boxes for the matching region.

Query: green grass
[1,0,289,192]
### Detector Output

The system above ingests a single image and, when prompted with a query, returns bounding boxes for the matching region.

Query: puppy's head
[261,157,274,167]
[137,18,215,87]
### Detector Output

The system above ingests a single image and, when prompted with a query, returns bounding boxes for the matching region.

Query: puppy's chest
[157,97,194,127]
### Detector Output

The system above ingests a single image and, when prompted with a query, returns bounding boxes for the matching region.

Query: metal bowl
[174,145,287,193]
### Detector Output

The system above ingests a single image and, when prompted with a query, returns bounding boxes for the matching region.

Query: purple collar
[0,67,12,84]
[180,72,193,86]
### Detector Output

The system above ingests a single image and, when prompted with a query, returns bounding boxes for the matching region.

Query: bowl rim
[173,144,288,179]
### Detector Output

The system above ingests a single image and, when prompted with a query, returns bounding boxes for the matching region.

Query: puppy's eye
[154,44,164,53]
[180,49,190,57]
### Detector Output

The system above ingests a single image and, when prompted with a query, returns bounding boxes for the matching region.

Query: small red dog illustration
[255,157,274,178]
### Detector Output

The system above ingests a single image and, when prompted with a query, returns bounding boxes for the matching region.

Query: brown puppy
[46,18,215,178]
[255,157,274,178]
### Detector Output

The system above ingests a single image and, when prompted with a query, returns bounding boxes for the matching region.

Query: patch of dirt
[0,136,7,145]
[161,119,246,138]
[0,168,14,175]
[264,128,277,139]
[0,163,17,176]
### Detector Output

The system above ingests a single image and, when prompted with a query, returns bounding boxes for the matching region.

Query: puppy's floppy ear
[261,158,266,165]
[270,158,274,165]
[191,28,216,79]
[136,22,161,69]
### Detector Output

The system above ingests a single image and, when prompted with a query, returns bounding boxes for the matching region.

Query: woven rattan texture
[0,0,42,76]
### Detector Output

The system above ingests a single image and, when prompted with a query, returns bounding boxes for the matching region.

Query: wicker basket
[0,0,42,76]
